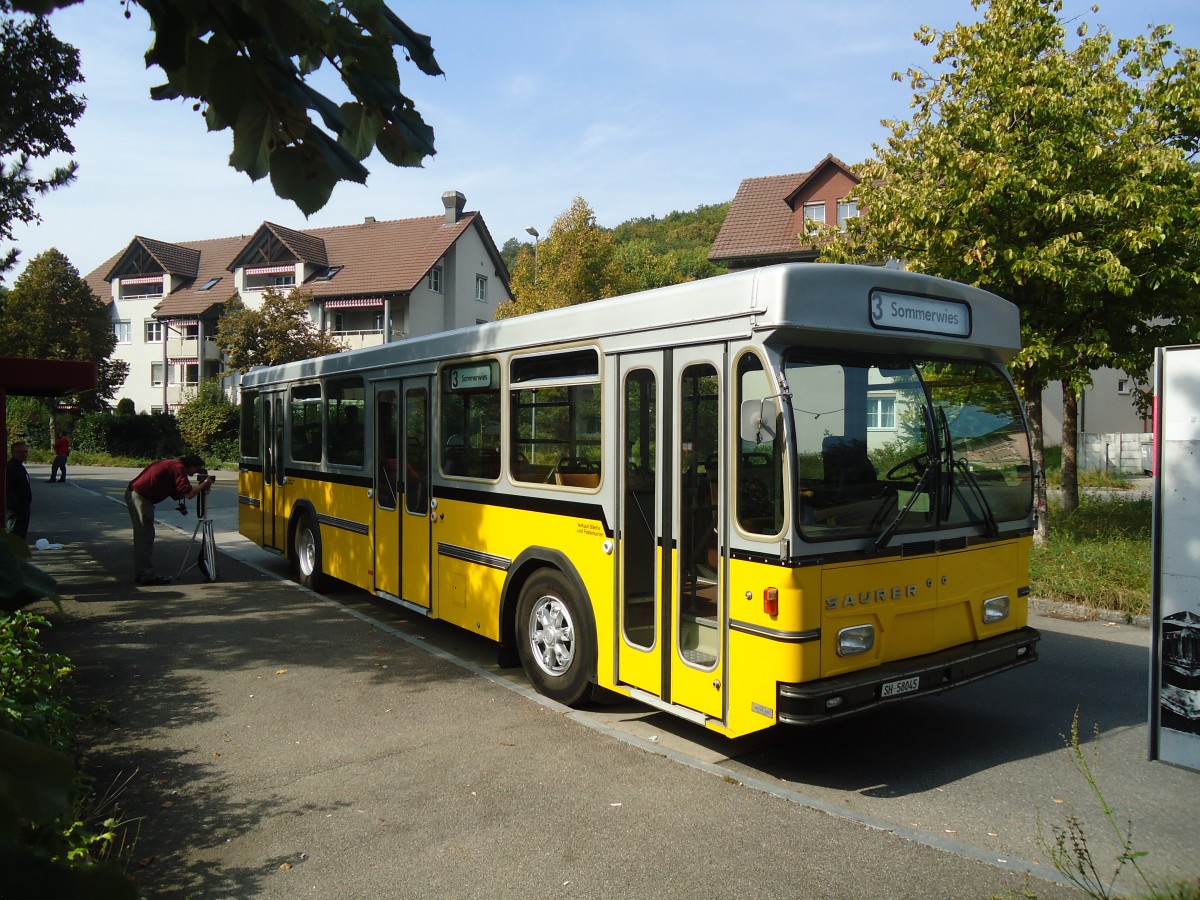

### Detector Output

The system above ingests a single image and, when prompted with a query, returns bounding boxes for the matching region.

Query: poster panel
[1150,345,1200,771]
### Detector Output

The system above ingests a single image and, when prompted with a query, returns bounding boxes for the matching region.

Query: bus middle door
[617,347,727,724]
[372,382,401,598]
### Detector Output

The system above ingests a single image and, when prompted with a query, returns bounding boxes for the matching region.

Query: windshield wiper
[951,457,1000,537]
[874,460,936,551]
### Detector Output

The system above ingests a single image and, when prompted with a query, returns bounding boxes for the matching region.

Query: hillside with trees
[498,199,729,317]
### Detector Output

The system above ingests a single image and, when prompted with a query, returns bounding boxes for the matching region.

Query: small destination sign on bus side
[447,363,494,391]
[869,290,971,337]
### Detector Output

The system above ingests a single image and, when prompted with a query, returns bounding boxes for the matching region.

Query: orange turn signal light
[764,587,779,617]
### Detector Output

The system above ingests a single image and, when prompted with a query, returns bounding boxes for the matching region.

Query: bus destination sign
[870,290,970,337]
[447,363,494,392]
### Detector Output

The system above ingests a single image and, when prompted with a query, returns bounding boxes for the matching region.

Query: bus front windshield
[783,352,1032,543]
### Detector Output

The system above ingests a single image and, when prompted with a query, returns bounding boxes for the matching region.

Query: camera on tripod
[196,468,214,489]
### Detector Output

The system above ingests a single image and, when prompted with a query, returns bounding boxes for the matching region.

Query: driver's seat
[822,436,877,498]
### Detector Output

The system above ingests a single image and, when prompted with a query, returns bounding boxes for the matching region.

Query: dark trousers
[50,455,67,482]
[6,503,30,539]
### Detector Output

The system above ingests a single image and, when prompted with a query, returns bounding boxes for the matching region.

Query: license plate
[880,676,920,698]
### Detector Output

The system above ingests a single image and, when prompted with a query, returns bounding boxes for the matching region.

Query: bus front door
[263,391,286,552]
[401,379,432,609]
[373,383,401,598]
[618,347,727,723]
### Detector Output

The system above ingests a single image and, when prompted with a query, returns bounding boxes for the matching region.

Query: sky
[7,0,1200,283]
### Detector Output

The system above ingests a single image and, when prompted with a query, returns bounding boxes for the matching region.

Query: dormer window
[802,202,826,226]
[119,275,164,299]
[244,263,296,291]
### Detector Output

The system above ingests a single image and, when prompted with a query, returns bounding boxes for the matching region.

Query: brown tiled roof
[85,210,505,319]
[709,155,859,265]
[102,236,201,281]
[231,222,329,270]
[783,154,855,207]
[709,172,810,263]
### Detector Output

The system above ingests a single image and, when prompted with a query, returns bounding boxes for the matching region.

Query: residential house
[710,156,1149,461]
[85,191,510,414]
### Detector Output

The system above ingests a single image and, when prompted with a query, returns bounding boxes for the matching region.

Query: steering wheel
[886,453,929,481]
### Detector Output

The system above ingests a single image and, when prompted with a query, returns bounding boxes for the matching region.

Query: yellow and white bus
[238,263,1038,738]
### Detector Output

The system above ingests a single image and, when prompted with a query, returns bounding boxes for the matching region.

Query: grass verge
[1030,494,1152,618]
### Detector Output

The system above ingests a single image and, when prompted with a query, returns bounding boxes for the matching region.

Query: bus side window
[736,353,784,535]
[289,383,323,463]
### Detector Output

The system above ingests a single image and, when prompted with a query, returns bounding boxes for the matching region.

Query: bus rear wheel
[293,513,328,592]
[516,570,594,707]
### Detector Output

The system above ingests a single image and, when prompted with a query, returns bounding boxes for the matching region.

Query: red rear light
[764,587,779,617]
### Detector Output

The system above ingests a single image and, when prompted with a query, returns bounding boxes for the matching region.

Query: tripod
[178,482,218,582]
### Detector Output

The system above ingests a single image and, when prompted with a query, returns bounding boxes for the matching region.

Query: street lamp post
[525,226,539,284]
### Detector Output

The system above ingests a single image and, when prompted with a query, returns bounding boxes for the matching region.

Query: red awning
[121,274,164,285]
[245,264,296,275]
[325,298,384,309]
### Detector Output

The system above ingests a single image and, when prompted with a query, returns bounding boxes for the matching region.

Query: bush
[71,412,113,454]
[175,379,238,456]
[70,411,182,460]
[5,396,52,451]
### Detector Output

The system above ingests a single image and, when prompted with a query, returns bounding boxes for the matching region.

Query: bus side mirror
[740,398,778,444]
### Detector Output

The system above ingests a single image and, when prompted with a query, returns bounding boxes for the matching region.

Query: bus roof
[240,263,1020,388]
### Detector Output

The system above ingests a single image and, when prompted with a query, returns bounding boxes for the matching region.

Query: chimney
[442,190,466,225]
[364,216,376,224]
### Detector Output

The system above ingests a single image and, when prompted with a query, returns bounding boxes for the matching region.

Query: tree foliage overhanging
[1,0,443,273]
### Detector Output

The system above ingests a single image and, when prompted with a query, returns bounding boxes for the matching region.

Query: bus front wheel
[516,570,594,707]
[293,513,328,592]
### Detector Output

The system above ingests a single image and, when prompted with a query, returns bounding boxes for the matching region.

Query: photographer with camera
[125,454,215,586]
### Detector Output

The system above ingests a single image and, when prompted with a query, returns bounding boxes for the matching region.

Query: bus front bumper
[776,626,1040,726]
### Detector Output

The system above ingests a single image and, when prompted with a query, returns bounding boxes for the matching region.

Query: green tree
[176,378,238,457]
[611,202,730,282]
[0,1,85,275]
[3,0,442,271]
[497,197,633,318]
[807,0,1200,538]
[0,248,124,416]
[215,287,347,372]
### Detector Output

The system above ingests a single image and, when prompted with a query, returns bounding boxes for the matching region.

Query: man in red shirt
[49,433,70,483]
[125,454,215,585]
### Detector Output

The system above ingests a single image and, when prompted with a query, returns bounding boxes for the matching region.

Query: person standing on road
[5,441,32,539]
[125,454,214,585]
[48,432,70,483]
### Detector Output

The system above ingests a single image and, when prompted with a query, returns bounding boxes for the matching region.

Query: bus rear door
[263,390,286,552]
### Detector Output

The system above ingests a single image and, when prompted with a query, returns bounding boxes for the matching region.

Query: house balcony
[332,329,386,351]
[166,335,218,360]
[159,381,200,408]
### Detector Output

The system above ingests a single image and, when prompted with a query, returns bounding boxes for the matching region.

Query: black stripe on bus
[283,467,374,489]
[240,461,264,473]
[433,484,614,537]
[730,620,821,643]
[316,513,370,535]
[437,542,512,571]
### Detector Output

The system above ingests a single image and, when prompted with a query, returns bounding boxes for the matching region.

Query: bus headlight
[837,624,874,657]
[982,595,1010,624]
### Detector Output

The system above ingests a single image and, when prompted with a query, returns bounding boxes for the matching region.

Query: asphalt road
[21,465,1198,897]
